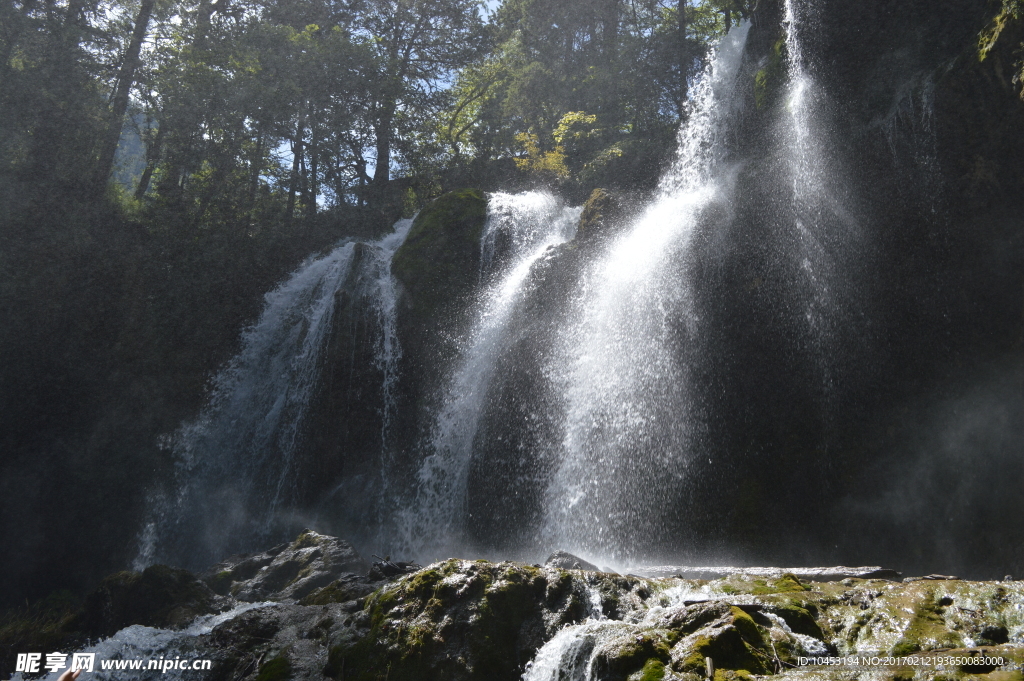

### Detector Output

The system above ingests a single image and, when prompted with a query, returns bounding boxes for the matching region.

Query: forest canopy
[1,0,751,229]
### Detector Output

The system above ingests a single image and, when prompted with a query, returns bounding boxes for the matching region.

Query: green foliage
[978,0,1024,100]
[391,188,488,323]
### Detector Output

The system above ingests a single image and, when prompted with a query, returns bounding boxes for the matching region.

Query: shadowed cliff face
[683,0,1024,573]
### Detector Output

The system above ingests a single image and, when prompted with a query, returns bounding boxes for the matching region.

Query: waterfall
[539,23,751,563]
[780,0,854,399]
[398,192,580,559]
[137,220,412,570]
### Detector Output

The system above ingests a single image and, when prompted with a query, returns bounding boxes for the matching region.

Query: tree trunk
[96,0,156,189]
[286,117,304,225]
[134,120,165,199]
[678,0,689,103]
[372,103,395,191]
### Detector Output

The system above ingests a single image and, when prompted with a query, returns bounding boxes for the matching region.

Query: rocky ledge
[4,532,1024,681]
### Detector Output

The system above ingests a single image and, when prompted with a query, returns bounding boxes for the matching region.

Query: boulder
[391,188,488,325]
[574,187,626,244]
[74,564,228,638]
[544,550,601,572]
[216,530,369,602]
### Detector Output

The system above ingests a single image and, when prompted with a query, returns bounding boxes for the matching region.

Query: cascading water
[10,603,278,681]
[538,23,751,563]
[779,0,855,399]
[522,580,828,681]
[138,220,412,570]
[399,192,580,559]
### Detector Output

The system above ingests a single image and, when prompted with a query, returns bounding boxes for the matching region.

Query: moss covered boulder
[575,187,626,244]
[323,559,639,681]
[391,189,488,325]
[75,564,228,638]
[216,530,369,602]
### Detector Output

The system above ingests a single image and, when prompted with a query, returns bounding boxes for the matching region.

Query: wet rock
[575,187,626,244]
[668,603,776,676]
[224,530,369,602]
[632,565,902,582]
[324,559,589,681]
[391,188,487,326]
[299,573,381,606]
[545,550,601,572]
[22,533,1024,681]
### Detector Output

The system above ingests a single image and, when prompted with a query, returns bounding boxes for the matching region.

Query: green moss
[891,589,964,656]
[674,608,772,676]
[406,568,443,598]
[754,36,787,109]
[750,574,808,595]
[763,602,824,639]
[600,630,675,680]
[630,657,667,681]
[391,189,487,323]
[679,635,715,673]
[299,579,359,606]
[576,187,621,243]
[291,530,320,549]
[729,607,762,643]
[255,655,291,681]
[207,570,234,596]
[713,670,752,681]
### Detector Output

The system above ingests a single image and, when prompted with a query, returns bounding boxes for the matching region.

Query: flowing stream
[10,603,278,681]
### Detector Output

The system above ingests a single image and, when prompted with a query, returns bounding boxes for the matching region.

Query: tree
[352,0,487,196]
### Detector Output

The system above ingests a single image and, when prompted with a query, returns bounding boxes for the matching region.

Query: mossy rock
[751,574,809,595]
[576,187,624,243]
[891,589,964,656]
[761,601,825,640]
[299,574,377,606]
[597,629,677,681]
[671,605,774,676]
[206,570,234,596]
[255,654,291,681]
[391,189,487,324]
[73,564,224,637]
[324,560,555,681]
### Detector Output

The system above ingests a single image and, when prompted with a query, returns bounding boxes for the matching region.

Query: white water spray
[400,192,580,558]
[11,603,278,681]
[139,220,412,569]
[540,23,751,562]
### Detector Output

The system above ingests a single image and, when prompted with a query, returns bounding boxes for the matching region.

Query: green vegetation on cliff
[391,189,489,324]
